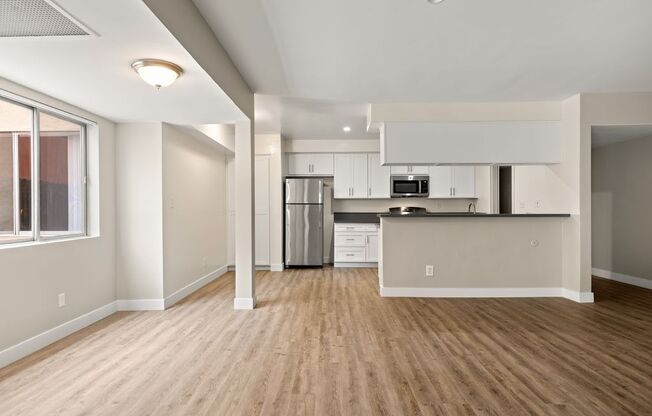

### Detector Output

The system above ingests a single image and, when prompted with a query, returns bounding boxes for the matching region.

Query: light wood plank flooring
[0,269,651,415]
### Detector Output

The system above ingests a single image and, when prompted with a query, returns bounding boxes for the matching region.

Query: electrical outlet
[58,293,66,307]
[425,265,434,277]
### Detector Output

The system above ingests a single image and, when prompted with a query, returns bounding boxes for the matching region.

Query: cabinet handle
[346,238,355,241]
[453,187,456,197]
[368,187,371,197]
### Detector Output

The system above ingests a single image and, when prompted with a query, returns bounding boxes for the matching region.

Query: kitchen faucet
[468,202,476,214]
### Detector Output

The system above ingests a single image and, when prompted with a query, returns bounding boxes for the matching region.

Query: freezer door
[285,178,324,204]
[285,204,323,266]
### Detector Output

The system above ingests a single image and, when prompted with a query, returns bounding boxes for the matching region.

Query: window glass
[0,98,32,243]
[39,111,84,237]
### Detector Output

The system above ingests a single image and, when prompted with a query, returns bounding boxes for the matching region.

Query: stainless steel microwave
[390,175,429,198]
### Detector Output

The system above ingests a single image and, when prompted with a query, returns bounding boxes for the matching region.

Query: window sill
[0,234,99,251]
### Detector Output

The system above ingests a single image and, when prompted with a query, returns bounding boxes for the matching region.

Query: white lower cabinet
[334,223,379,267]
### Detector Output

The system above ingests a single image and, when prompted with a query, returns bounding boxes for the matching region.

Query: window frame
[0,89,91,246]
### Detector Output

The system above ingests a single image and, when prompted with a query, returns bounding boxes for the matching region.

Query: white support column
[234,120,256,309]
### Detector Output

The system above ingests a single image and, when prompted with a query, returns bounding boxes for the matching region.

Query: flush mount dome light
[427,0,445,3]
[342,126,352,132]
[131,59,183,89]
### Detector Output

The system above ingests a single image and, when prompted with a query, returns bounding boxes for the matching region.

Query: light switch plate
[58,293,66,307]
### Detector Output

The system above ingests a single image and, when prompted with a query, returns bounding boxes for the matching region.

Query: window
[0,94,87,245]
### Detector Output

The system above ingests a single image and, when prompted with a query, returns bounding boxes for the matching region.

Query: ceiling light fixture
[427,0,445,3]
[343,126,352,132]
[131,59,183,89]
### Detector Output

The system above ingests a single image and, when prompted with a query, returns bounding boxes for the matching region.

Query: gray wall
[381,217,563,288]
[592,136,652,281]
[162,124,228,297]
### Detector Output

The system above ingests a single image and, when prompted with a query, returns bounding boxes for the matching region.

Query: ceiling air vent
[0,0,91,37]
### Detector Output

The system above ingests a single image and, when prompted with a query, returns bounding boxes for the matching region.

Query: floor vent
[0,0,90,37]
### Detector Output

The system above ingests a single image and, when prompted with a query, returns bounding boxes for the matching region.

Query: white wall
[0,78,116,352]
[255,134,283,268]
[162,124,228,297]
[115,123,164,300]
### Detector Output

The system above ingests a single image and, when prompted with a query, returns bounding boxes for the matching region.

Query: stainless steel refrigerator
[285,178,324,267]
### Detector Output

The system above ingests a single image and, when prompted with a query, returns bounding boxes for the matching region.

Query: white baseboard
[164,265,228,309]
[592,267,652,290]
[561,288,595,303]
[270,263,284,272]
[0,301,117,369]
[234,297,256,310]
[116,299,164,311]
[380,286,594,303]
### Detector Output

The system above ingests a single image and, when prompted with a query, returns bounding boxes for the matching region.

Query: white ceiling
[195,0,652,139]
[255,95,376,140]
[592,125,652,148]
[0,0,242,124]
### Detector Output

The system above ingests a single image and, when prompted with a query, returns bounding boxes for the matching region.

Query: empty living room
[1,1,651,415]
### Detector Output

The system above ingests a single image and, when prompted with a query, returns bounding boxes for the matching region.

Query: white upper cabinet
[334,153,368,199]
[287,153,334,176]
[429,166,453,198]
[452,166,476,198]
[429,166,476,198]
[390,165,429,175]
[367,153,390,198]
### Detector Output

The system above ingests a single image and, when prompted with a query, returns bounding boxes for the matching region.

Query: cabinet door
[333,154,353,199]
[453,166,476,198]
[351,153,368,198]
[287,153,310,175]
[409,166,430,174]
[366,233,379,262]
[390,165,409,175]
[429,166,452,198]
[309,153,334,175]
[367,153,390,198]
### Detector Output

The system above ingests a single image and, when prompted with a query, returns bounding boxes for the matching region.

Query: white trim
[116,299,164,311]
[234,297,256,310]
[0,301,116,369]
[164,265,228,308]
[380,286,562,298]
[270,263,284,272]
[379,286,595,303]
[561,288,595,303]
[592,267,652,290]
[335,262,378,268]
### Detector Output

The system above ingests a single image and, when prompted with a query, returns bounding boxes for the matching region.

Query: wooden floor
[0,269,651,416]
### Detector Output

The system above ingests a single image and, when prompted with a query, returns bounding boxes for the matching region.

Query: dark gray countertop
[333,212,382,224]
[378,212,570,218]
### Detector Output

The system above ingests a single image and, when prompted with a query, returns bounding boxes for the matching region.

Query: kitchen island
[377,212,588,301]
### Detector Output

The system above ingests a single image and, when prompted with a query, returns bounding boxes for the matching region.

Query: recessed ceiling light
[343,126,352,132]
[131,59,183,89]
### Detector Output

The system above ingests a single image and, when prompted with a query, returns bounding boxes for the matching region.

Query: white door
[409,166,430,174]
[351,154,368,198]
[333,154,353,199]
[367,153,390,198]
[429,166,452,198]
[255,156,270,266]
[310,153,334,176]
[366,233,379,262]
[390,166,409,175]
[287,153,309,175]
[453,166,476,198]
